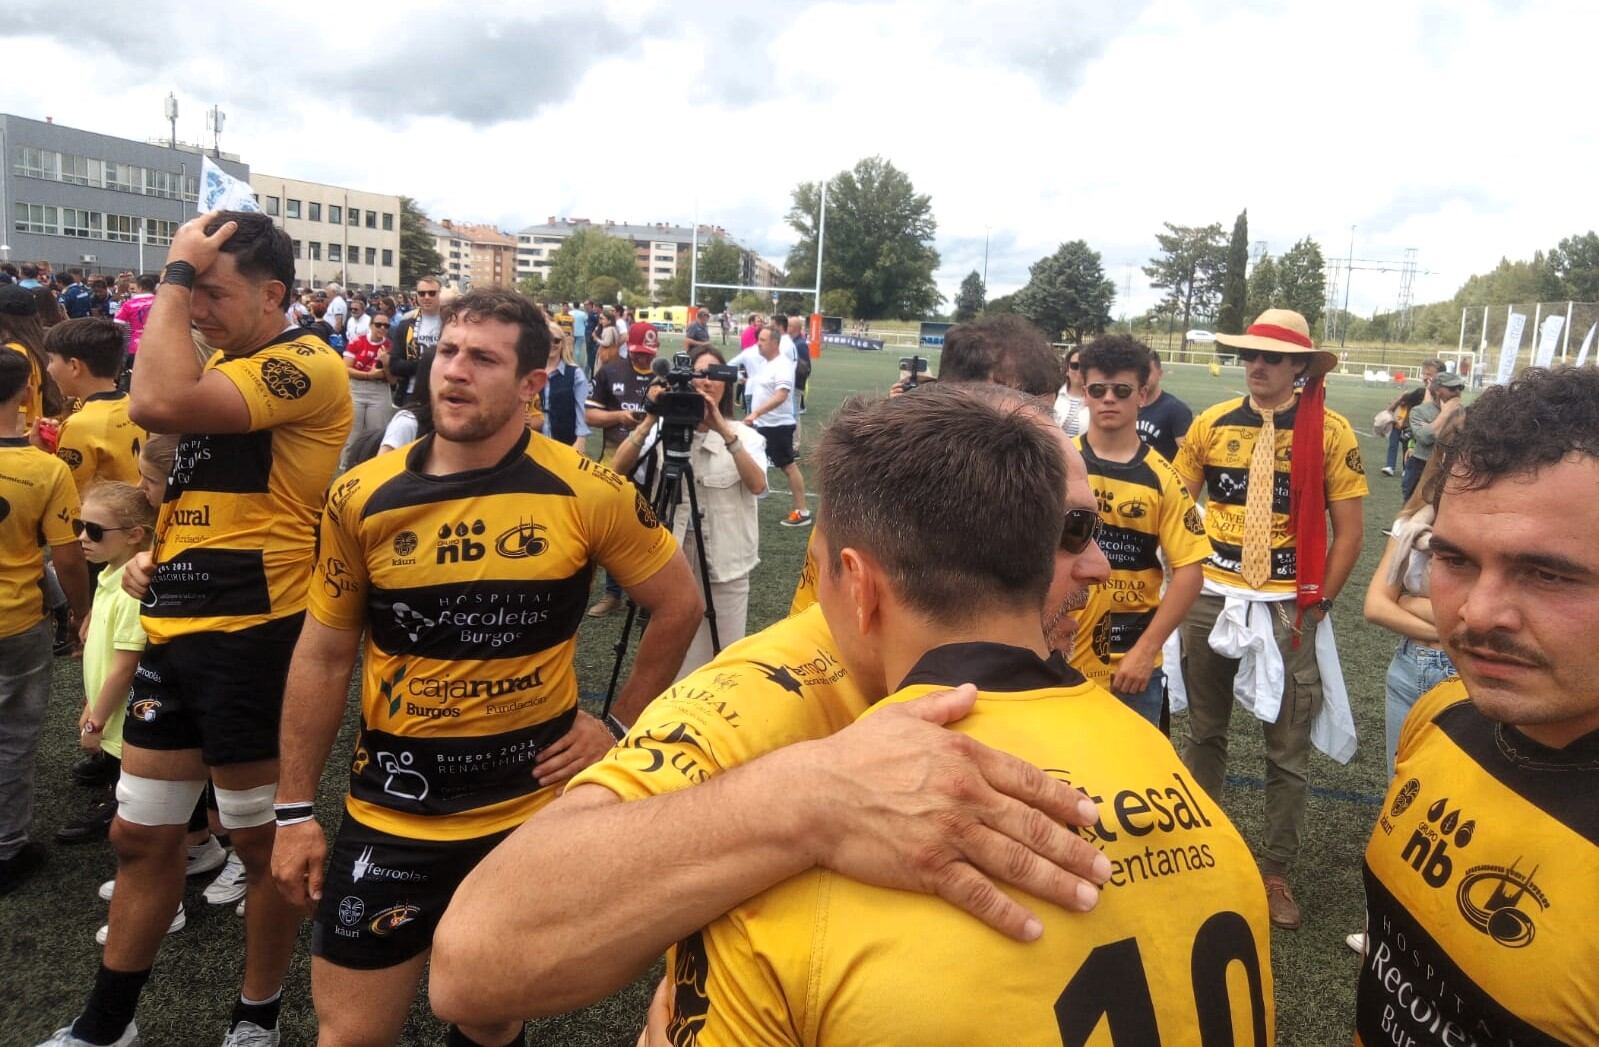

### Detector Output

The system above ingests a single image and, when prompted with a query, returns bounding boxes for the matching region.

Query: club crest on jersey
[1183,505,1205,535]
[1455,858,1549,948]
[635,491,659,529]
[368,903,422,936]
[260,357,311,400]
[1345,447,1364,474]
[1116,498,1148,519]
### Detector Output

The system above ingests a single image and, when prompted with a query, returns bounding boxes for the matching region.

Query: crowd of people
[1,211,1595,1046]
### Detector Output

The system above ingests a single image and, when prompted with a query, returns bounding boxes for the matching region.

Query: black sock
[446,1023,527,1047]
[230,990,282,1031]
[72,965,151,1045]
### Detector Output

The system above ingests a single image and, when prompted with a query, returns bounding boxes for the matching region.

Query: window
[328,244,342,263]
[104,162,136,192]
[348,208,360,226]
[14,147,56,179]
[105,214,138,243]
[449,250,460,259]
[291,239,302,259]
[328,205,342,224]
[364,247,376,265]
[61,154,101,187]
[310,242,322,261]
[654,254,673,262]
[365,211,377,229]
[654,266,672,274]
[309,202,322,222]
[382,212,394,231]
[143,168,179,199]
[60,208,101,238]
[286,199,302,219]
[13,203,57,234]
[381,248,393,267]
[145,220,178,246]
[183,175,198,203]
[264,196,281,217]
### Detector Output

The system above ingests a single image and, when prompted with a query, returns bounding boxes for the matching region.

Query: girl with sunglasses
[339,313,396,471]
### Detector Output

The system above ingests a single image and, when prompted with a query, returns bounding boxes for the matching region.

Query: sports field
[4,339,1418,1046]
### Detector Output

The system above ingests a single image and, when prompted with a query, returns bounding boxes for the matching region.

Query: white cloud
[6,0,1593,319]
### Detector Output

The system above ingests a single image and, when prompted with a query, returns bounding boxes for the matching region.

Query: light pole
[1340,225,1354,349]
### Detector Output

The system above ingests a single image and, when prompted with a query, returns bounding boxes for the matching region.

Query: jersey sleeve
[580,469,677,589]
[306,484,370,631]
[1395,677,1468,765]
[1153,456,1211,569]
[789,531,819,616]
[54,415,96,493]
[1323,414,1371,502]
[107,590,149,652]
[212,339,350,433]
[1171,410,1210,490]
[568,678,745,802]
[40,458,80,546]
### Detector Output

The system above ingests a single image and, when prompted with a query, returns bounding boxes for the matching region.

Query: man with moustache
[1354,366,1599,1044]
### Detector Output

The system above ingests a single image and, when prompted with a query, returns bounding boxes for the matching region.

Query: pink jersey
[114,294,155,355]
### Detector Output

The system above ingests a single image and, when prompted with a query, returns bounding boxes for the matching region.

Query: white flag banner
[1495,312,1527,385]
[1533,314,1565,368]
[1578,323,1597,367]
[199,157,260,214]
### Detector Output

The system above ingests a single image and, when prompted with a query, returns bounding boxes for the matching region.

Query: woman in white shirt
[611,347,769,678]
[1054,344,1087,436]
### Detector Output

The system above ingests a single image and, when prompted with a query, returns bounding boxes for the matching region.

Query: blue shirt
[571,309,589,342]
[62,283,93,319]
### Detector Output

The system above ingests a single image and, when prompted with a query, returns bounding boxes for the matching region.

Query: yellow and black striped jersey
[1172,395,1367,593]
[55,390,144,494]
[143,330,351,641]
[1071,436,1210,687]
[0,436,79,638]
[660,643,1275,1046]
[1357,678,1599,1045]
[570,603,869,803]
[788,530,819,617]
[310,428,677,841]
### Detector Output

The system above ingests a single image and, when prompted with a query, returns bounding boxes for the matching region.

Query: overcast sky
[10,0,1591,317]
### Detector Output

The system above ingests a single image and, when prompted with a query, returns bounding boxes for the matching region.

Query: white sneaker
[203,851,247,905]
[221,1020,279,1046]
[97,904,184,946]
[35,1021,141,1046]
[1345,931,1366,954]
[236,896,247,917]
[187,836,227,877]
[97,878,115,902]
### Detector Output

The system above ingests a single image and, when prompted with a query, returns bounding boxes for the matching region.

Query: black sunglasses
[73,519,133,542]
[1061,507,1103,554]
[1086,382,1137,400]
[1237,348,1286,365]
[1068,360,1081,370]
[371,321,390,327]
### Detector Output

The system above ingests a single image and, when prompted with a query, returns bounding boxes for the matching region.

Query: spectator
[60,271,93,320]
[340,312,394,471]
[592,308,623,378]
[570,297,589,359]
[740,312,761,349]
[1054,344,1088,436]
[1172,308,1366,932]
[612,345,769,677]
[744,325,810,527]
[379,349,435,454]
[88,278,115,319]
[322,281,348,344]
[1401,369,1463,500]
[388,275,443,407]
[541,318,591,452]
[0,283,64,435]
[684,307,712,354]
[1136,348,1193,462]
[19,262,42,289]
[113,274,158,367]
[43,318,146,493]
[584,322,662,616]
[717,307,731,345]
[345,294,371,343]
[0,350,89,895]
[788,314,811,414]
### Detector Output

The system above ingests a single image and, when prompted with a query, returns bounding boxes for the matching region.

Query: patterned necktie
[1241,406,1276,589]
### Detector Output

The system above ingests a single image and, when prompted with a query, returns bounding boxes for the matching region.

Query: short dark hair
[136,273,158,292]
[415,275,441,289]
[1148,349,1163,367]
[1438,366,1599,495]
[939,315,1061,396]
[54,271,72,287]
[45,318,126,378]
[816,383,1066,624]
[1079,334,1152,387]
[1422,358,1445,373]
[20,263,39,279]
[441,289,551,375]
[206,210,295,309]
[0,350,31,404]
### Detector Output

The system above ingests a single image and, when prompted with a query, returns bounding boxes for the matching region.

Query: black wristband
[160,260,197,290]
[605,714,628,741]
[273,802,315,827]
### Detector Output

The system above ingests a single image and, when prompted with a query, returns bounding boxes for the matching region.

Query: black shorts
[311,814,510,970]
[759,423,798,469]
[123,613,303,766]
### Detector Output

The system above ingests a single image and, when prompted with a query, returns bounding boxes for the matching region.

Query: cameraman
[613,347,769,677]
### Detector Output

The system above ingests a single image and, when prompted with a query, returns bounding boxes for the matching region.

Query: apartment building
[514,217,776,298]
[249,173,401,291]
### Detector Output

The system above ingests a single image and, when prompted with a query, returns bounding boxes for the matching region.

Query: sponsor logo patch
[260,357,311,400]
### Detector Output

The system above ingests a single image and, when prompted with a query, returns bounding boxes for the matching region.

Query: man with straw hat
[1171,308,1367,930]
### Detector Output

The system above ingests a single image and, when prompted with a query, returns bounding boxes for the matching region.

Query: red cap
[627,322,660,354]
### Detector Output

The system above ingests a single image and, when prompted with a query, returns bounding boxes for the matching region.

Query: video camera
[899,355,930,391]
[646,353,741,458]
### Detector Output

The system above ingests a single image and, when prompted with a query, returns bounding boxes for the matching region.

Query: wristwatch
[1316,598,1334,614]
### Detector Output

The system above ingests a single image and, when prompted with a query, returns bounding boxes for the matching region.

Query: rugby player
[270,289,701,1047]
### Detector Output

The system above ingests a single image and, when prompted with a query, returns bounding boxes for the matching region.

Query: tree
[654,268,691,307]
[697,237,744,313]
[784,156,943,320]
[1014,241,1115,345]
[818,289,857,318]
[1143,222,1226,339]
[586,275,622,305]
[1549,232,1599,301]
[954,270,986,322]
[399,196,444,288]
[985,293,1019,315]
[515,272,546,300]
[1247,255,1279,320]
[1218,210,1249,334]
[1276,237,1327,328]
[545,228,643,303]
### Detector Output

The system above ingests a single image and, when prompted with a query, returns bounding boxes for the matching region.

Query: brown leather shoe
[586,593,622,618]
[1263,873,1302,930]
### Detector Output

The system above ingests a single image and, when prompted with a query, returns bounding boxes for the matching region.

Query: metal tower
[1393,248,1418,339]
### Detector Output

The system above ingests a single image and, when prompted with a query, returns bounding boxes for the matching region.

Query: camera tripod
[600,427,722,720]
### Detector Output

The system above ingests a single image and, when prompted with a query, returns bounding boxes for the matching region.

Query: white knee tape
[215,782,278,830]
[114,774,207,827]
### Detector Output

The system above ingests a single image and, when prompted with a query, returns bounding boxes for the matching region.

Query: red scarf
[1287,375,1327,642]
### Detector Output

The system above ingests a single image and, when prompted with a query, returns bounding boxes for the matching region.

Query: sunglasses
[1086,382,1137,400]
[371,321,390,328]
[73,519,133,542]
[1061,507,1103,554]
[1237,348,1286,365]
[1068,360,1081,370]
[416,290,439,297]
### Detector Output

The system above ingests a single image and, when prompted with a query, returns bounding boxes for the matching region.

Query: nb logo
[436,519,486,564]
[1400,796,1475,889]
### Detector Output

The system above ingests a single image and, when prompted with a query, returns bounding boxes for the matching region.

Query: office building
[249,173,401,291]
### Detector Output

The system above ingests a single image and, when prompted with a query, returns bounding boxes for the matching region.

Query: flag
[1578,323,1597,367]
[199,157,260,214]
[1533,314,1564,368]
